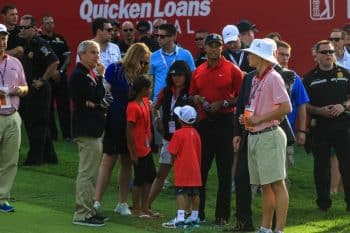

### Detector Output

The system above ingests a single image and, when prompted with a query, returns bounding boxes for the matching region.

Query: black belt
[249,126,277,135]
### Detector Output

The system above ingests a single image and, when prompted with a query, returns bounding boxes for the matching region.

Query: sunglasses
[153,26,159,30]
[155,34,170,39]
[195,37,204,41]
[318,50,335,54]
[104,28,113,32]
[123,28,134,32]
[140,61,149,66]
[18,25,33,30]
[328,37,342,42]
[44,21,54,24]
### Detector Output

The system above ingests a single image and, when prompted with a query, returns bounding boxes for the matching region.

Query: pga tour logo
[310,0,335,20]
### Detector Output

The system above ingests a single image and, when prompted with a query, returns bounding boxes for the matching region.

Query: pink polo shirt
[248,68,291,132]
[0,54,27,115]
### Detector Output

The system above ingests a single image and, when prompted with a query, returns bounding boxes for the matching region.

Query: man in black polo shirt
[40,15,72,141]
[303,40,350,212]
[1,4,24,58]
[18,15,59,165]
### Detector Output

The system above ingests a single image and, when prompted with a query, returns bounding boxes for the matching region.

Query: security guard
[18,15,59,165]
[303,40,350,212]
[39,15,71,141]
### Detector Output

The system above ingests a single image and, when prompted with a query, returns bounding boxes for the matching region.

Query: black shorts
[102,127,128,155]
[133,154,156,186]
[174,187,200,196]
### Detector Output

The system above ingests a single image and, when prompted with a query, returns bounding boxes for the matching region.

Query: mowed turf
[1,129,350,233]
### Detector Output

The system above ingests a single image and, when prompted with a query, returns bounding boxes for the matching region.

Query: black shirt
[7,26,25,50]
[39,33,70,70]
[194,51,207,67]
[21,36,58,83]
[116,40,135,58]
[222,49,253,73]
[303,65,350,128]
[139,35,159,52]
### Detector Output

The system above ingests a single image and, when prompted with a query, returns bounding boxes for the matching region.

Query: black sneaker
[95,214,109,222]
[346,205,350,212]
[72,216,105,227]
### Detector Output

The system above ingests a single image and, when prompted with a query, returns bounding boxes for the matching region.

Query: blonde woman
[93,43,151,216]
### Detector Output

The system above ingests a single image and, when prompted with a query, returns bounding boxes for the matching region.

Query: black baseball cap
[237,19,258,33]
[205,33,223,45]
[136,20,150,32]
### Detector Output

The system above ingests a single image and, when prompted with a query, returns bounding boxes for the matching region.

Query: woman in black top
[144,60,193,215]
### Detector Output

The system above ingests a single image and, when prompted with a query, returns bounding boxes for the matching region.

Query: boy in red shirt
[162,105,202,228]
[126,76,156,217]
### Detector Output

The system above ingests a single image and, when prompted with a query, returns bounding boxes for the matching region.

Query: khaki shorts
[247,126,286,185]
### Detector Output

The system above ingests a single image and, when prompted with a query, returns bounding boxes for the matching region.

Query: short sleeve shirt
[150,45,195,102]
[39,33,71,69]
[0,54,27,115]
[168,126,202,187]
[287,73,309,129]
[249,69,291,132]
[190,57,243,119]
[126,97,152,157]
[21,36,58,82]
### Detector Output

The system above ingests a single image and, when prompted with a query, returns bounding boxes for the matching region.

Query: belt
[249,126,277,135]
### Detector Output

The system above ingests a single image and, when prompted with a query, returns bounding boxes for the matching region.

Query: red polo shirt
[126,97,152,157]
[168,126,202,187]
[190,56,243,119]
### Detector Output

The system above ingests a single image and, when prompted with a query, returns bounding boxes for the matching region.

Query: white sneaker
[114,203,131,216]
[93,201,101,212]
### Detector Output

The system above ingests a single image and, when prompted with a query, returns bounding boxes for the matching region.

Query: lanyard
[248,68,272,106]
[0,59,8,87]
[160,46,178,70]
[170,95,177,116]
[229,52,244,67]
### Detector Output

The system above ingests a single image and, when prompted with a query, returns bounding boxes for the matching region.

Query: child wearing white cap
[162,105,202,229]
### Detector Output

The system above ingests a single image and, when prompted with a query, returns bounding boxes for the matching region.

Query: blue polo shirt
[288,73,310,130]
[150,45,195,102]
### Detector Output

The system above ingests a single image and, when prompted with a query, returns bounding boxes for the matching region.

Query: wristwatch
[59,69,64,75]
[223,100,229,108]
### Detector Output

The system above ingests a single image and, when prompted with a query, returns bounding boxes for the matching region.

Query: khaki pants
[0,112,21,203]
[73,136,102,220]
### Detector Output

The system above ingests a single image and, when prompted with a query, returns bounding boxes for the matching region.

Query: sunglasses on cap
[155,34,171,39]
[18,25,33,30]
[328,37,342,42]
[318,50,335,54]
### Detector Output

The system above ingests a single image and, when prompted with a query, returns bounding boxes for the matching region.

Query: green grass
[2,129,350,233]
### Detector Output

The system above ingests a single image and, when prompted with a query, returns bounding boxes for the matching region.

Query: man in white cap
[0,23,28,212]
[222,24,253,73]
[239,38,291,233]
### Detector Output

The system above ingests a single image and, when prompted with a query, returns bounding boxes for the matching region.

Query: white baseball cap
[242,38,278,64]
[0,24,9,35]
[174,105,197,124]
[222,25,239,44]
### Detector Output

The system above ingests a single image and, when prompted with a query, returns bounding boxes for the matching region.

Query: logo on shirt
[310,0,335,20]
